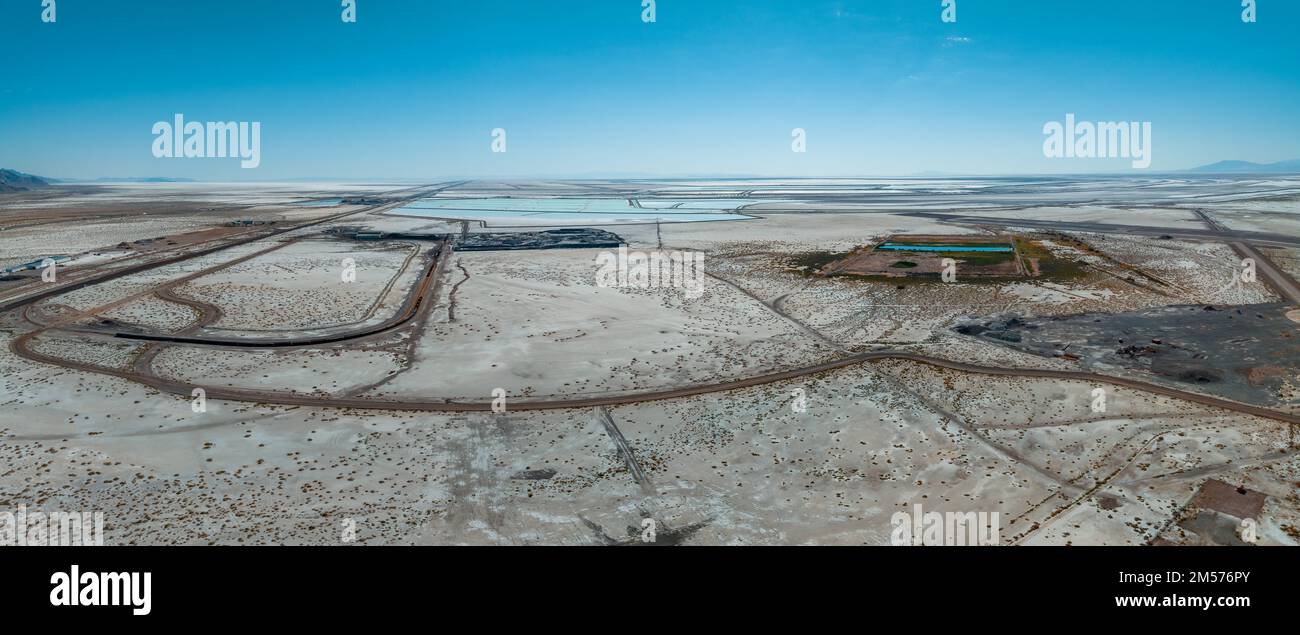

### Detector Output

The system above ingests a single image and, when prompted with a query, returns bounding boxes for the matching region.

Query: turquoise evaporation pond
[877,244,1013,253]
[389,197,757,224]
[292,198,342,207]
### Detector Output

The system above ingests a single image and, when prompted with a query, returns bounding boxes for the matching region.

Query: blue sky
[1,0,1297,179]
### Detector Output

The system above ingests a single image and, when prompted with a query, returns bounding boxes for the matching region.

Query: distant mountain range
[0,171,205,189]
[0,169,51,192]
[1187,159,1300,173]
[90,177,198,183]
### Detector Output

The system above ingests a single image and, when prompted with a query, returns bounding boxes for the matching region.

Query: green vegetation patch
[877,249,1015,266]
[1015,237,1089,281]
[786,249,854,274]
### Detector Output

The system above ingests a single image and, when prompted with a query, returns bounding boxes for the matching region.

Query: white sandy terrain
[5,179,1300,546]
[152,347,403,397]
[366,248,834,402]
[176,240,420,331]
[962,205,1202,229]
[99,295,201,332]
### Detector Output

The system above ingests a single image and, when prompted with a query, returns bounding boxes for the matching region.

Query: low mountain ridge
[0,169,51,192]
[1188,159,1300,173]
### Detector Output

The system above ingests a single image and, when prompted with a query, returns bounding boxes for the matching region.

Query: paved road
[1191,208,1300,305]
[1187,207,1300,304]
[1230,241,1300,304]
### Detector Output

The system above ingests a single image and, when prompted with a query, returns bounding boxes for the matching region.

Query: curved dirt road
[12,327,1300,424]
[93,241,445,349]
[7,181,1298,425]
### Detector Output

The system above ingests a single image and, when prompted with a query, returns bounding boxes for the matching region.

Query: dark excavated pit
[954,302,1300,407]
[510,469,557,481]
[454,228,624,251]
[327,227,624,251]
